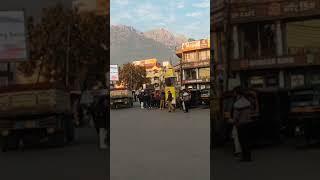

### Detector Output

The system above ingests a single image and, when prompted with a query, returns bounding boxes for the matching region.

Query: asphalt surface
[213,141,320,180]
[110,103,210,180]
[0,128,108,180]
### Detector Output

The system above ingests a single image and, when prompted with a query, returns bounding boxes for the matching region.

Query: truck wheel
[48,130,66,147]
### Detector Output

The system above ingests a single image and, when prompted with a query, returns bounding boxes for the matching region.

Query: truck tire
[64,115,75,143]
[48,116,67,147]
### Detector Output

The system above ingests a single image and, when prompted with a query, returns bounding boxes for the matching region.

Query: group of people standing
[136,89,191,113]
[137,90,163,109]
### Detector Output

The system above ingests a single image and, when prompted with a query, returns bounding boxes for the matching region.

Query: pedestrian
[150,93,155,108]
[140,91,145,109]
[232,88,253,162]
[79,88,94,127]
[229,91,242,157]
[160,91,165,110]
[182,89,191,113]
[155,91,160,108]
[143,91,148,109]
[167,90,175,112]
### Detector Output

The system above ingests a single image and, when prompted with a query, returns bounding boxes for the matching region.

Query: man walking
[233,88,253,162]
[160,91,165,110]
[167,90,175,112]
[182,89,191,113]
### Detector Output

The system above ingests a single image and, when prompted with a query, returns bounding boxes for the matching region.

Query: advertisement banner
[0,11,28,62]
[110,64,119,81]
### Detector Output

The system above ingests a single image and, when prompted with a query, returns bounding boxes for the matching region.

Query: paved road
[0,128,108,180]
[111,103,210,180]
[213,142,320,180]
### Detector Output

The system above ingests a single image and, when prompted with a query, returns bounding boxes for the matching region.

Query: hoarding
[0,11,28,62]
[133,58,157,67]
[110,64,119,81]
[182,39,210,51]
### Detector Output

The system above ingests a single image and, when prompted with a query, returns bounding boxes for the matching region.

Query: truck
[110,88,133,109]
[0,83,74,151]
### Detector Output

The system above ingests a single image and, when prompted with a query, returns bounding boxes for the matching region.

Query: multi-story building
[212,0,320,91]
[176,39,211,90]
[133,58,162,90]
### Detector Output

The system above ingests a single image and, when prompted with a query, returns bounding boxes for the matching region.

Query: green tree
[118,63,149,90]
[18,4,108,89]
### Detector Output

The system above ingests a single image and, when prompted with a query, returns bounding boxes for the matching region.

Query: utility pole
[225,0,231,92]
[66,24,71,88]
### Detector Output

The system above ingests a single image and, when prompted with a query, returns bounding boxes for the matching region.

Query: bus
[164,65,178,105]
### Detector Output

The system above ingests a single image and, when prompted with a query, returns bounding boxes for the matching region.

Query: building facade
[176,39,211,90]
[133,58,163,90]
[212,0,320,91]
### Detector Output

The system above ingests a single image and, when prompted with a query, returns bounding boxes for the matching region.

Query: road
[0,128,108,180]
[111,103,210,180]
[213,142,320,180]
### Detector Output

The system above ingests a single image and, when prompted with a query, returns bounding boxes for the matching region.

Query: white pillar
[279,71,285,88]
[182,69,185,80]
[196,68,199,79]
[276,21,283,56]
[233,26,240,59]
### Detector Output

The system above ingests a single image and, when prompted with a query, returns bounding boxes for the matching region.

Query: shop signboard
[0,10,28,62]
[291,74,305,88]
[182,41,200,51]
[230,0,320,23]
[110,64,119,81]
[182,60,210,68]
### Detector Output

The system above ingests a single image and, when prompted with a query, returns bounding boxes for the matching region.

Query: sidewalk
[212,144,320,180]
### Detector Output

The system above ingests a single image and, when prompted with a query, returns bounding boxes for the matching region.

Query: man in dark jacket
[160,91,165,110]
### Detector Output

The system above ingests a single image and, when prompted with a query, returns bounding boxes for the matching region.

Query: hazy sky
[111,0,210,39]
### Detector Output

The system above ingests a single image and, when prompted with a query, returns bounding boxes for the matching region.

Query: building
[133,58,163,90]
[176,39,211,90]
[212,0,320,91]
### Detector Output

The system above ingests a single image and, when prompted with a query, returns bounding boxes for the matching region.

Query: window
[199,50,210,61]
[240,23,276,58]
[199,67,210,79]
[287,20,320,55]
[0,77,8,87]
[0,63,8,71]
[184,51,197,62]
[185,69,197,80]
[291,74,304,88]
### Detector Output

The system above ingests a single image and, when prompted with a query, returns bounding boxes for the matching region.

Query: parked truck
[0,83,74,151]
[110,88,133,109]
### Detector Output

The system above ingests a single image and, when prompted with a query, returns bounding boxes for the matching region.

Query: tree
[118,63,149,90]
[18,4,108,89]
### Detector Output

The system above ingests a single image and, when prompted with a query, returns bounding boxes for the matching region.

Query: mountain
[110,25,187,65]
[144,28,188,50]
